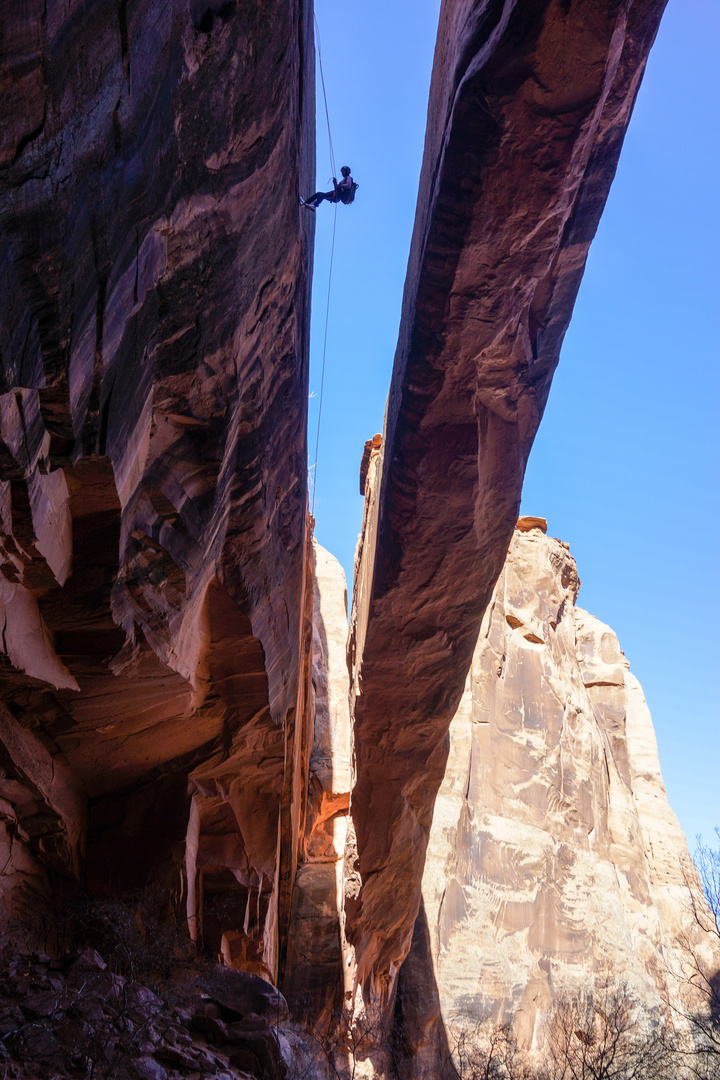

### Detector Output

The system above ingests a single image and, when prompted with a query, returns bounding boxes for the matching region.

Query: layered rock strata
[395,519,720,1076]
[347,0,670,1000]
[0,0,315,981]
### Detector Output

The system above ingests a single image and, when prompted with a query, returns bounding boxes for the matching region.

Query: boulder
[200,967,288,1024]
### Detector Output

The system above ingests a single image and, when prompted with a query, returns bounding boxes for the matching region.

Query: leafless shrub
[59,887,194,986]
[664,832,720,1079]
[293,996,393,1080]
[544,980,677,1080]
[446,1016,534,1080]
[443,982,684,1080]
[694,830,720,926]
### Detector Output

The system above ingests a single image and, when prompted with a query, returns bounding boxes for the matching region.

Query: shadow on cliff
[392,897,456,1080]
[282,547,345,1026]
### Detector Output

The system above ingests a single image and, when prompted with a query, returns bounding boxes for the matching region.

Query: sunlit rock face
[284,542,351,1021]
[396,519,720,1072]
[0,0,315,975]
[346,0,670,1002]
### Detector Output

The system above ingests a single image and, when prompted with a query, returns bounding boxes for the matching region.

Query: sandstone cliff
[0,0,315,981]
[347,0,670,1004]
[3,7,709,1079]
[284,542,351,1021]
[394,518,720,1074]
[279,504,720,1076]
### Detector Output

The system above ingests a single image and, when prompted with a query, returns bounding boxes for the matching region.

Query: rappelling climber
[301,165,358,210]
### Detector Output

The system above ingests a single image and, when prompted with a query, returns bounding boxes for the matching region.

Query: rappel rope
[276,13,339,996]
[276,14,340,1024]
[310,14,339,520]
[314,14,337,180]
[310,205,336,520]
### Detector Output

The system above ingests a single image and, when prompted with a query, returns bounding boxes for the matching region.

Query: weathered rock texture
[395,519,720,1075]
[0,0,315,980]
[347,0,669,1001]
[284,543,351,1021]
[0,949,294,1080]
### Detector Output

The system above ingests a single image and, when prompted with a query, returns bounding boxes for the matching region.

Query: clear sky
[307,0,719,850]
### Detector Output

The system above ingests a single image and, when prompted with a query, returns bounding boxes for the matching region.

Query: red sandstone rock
[0,0,682,1050]
[348,0,669,1001]
[284,544,351,1021]
[0,0,315,979]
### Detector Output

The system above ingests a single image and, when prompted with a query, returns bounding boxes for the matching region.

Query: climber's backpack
[339,182,358,205]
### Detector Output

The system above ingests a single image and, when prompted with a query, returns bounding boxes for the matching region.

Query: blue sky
[307,0,719,849]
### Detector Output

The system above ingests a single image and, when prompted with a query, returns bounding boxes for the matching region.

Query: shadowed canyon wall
[347,0,670,1003]
[0,0,315,980]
